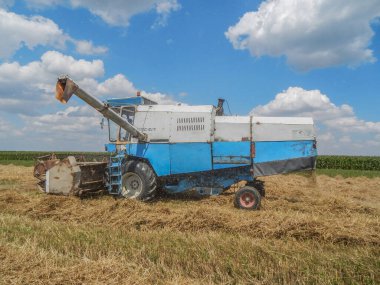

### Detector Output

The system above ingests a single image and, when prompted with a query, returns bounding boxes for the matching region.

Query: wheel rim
[240,192,255,208]
[121,172,143,198]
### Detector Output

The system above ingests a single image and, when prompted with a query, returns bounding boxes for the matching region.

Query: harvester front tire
[121,160,157,201]
[234,186,261,210]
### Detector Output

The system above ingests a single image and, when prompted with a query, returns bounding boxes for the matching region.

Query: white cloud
[0,116,22,137]
[0,8,107,58]
[0,50,176,114]
[0,51,179,150]
[21,106,100,133]
[225,0,380,71]
[0,117,11,132]
[25,0,181,27]
[74,40,108,55]
[252,87,353,119]
[0,51,104,99]
[95,73,179,105]
[0,8,67,58]
[251,87,380,155]
[39,51,105,79]
[96,74,137,97]
[24,0,61,8]
[16,105,107,151]
[0,50,105,120]
[0,0,179,59]
[152,0,181,28]
[141,91,178,105]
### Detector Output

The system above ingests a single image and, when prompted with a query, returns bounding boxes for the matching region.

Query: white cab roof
[136,105,214,113]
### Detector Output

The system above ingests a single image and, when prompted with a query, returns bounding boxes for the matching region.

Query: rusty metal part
[33,154,60,192]
[34,154,107,196]
[56,77,78,103]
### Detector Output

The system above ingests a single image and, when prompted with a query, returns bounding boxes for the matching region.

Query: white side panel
[252,116,314,125]
[134,111,170,141]
[214,116,250,141]
[252,117,315,141]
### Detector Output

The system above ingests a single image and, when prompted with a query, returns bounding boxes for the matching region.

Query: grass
[0,165,379,284]
[1,213,378,285]
[0,178,18,186]
[0,160,34,167]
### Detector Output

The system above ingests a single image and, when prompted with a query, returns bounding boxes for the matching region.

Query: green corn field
[317,155,380,171]
[0,151,108,166]
[0,151,379,171]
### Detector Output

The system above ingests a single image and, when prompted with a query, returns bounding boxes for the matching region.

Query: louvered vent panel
[176,117,205,132]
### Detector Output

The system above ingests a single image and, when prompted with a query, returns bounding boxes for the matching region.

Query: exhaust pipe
[55,76,147,141]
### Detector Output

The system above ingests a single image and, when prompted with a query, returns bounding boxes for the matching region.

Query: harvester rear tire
[234,186,261,210]
[121,160,157,201]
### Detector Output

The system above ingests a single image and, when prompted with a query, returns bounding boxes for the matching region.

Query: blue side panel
[213,141,251,157]
[170,143,212,174]
[105,143,116,153]
[212,141,251,169]
[213,163,249,170]
[254,140,316,163]
[127,143,170,176]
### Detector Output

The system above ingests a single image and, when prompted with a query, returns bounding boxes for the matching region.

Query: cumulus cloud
[0,9,66,58]
[73,40,108,55]
[0,0,179,59]
[0,50,106,130]
[0,51,180,150]
[141,91,179,105]
[152,0,181,28]
[95,74,179,104]
[0,118,23,142]
[17,105,107,151]
[0,50,104,105]
[96,74,137,97]
[25,0,181,27]
[0,116,16,133]
[21,106,100,133]
[226,0,380,71]
[252,87,354,120]
[251,87,380,155]
[0,50,178,114]
[0,8,107,58]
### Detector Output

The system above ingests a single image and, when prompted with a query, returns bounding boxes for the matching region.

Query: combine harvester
[34,76,317,210]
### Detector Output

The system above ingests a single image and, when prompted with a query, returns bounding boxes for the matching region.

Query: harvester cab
[103,96,157,144]
[34,76,318,210]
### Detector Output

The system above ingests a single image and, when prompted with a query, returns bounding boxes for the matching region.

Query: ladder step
[107,155,125,195]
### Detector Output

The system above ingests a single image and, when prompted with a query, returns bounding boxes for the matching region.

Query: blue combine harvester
[35,76,317,210]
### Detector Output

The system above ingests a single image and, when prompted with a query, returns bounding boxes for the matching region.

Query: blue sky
[0,0,379,154]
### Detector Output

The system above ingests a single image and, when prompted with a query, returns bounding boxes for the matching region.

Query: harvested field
[0,165,379,284]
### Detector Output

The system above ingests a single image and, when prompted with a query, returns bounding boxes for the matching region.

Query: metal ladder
[107,154,125,195]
